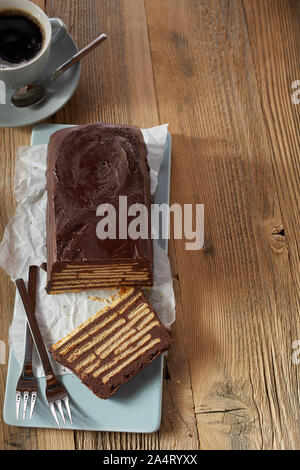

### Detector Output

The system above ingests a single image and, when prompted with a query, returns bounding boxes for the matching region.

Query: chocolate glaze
[46,123,153,291]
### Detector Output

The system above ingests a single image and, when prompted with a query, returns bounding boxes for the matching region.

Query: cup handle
[49,18,67,45]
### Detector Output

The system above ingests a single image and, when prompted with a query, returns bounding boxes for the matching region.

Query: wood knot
[271,225,286,253]
[164,363,171,380]
[202,241,214,256]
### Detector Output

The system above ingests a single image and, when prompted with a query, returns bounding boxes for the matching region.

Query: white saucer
[0,31,81,128]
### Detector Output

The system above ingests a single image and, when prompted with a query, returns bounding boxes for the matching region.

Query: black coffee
[0,10,44,67]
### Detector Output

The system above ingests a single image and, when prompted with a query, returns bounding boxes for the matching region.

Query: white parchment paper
[0,125,175,377]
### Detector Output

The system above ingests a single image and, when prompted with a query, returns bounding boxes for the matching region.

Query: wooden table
[0,0,299,450]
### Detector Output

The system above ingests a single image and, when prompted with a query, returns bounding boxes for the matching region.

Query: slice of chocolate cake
[49,288,172,399]
[46,122,153,294]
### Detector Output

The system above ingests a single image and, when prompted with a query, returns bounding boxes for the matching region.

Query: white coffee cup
[0,0,66,89]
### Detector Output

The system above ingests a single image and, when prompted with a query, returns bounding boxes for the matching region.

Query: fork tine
[49,402,60,428]
[16,391,21,420]
[22,391,29,419]
[29,391,37,420]
[56,399,66,425]
[63,396,73,424]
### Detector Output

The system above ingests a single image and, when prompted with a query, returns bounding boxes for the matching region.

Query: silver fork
[15,275,73,428]
[16,266,38,420]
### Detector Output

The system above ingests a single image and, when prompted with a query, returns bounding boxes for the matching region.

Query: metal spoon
[11,33,108,107]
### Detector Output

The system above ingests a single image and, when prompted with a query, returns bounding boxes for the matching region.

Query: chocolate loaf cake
[49,288,172,399]
[46,123,153,294]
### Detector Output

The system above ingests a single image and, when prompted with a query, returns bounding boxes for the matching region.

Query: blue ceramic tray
[3,123,172,432]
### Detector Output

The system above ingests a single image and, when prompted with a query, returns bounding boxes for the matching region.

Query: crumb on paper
[177,380,181,385]
[90,296,107,302]
[88,287,132,305]
[119,287,130,296]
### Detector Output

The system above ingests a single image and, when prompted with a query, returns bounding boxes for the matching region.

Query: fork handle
[23,324,33,366]
[16,278,54,376]
[22,267,37,368]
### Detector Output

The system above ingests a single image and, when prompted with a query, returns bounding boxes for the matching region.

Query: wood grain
[145,0,300,450]
[45,0,159,128]
[0,0,299,450]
